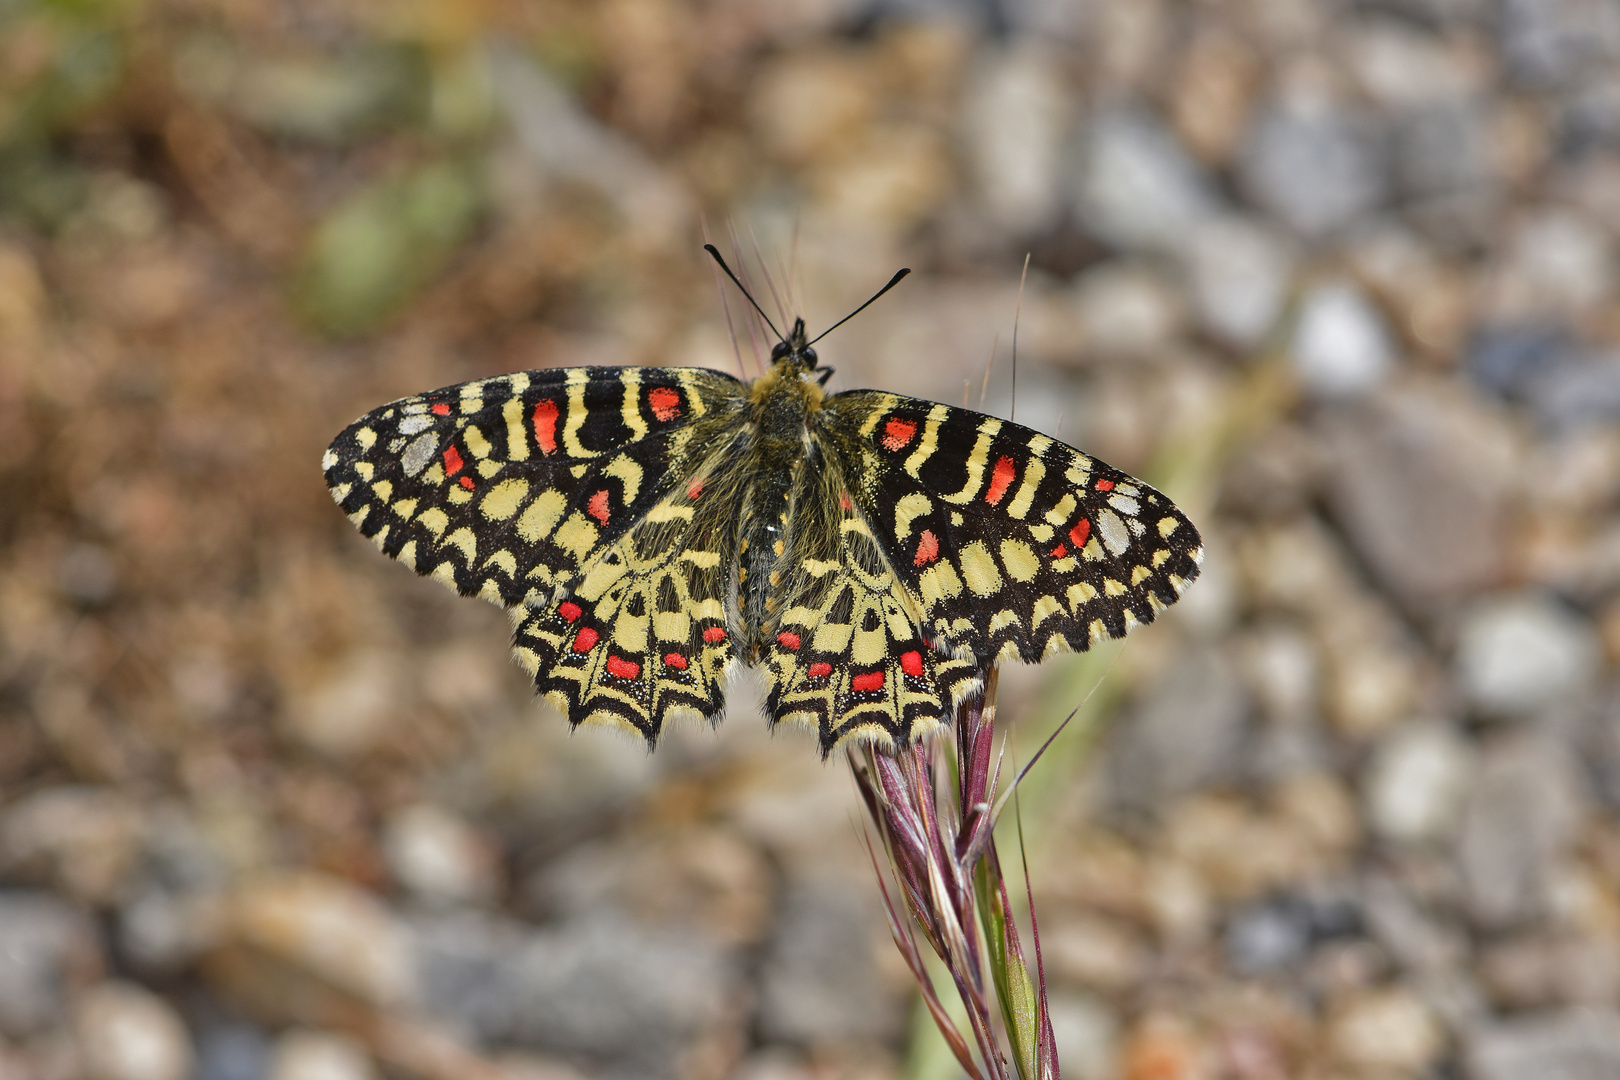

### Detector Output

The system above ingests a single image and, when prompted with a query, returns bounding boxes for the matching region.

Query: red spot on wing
[839,490,852,512]
[687,476,704,500]
[1095,478,1115,491]
[647,386,681,422]
[663,652,688,671]
[1050,543,1068,558]
[606,655,641,679]
[776,631,801,650]
[1069,518,1091,549]
[572,627,599,653]
[459,476,475,490]
[852,671,885,693]
[533,399,559,455]
[558,601,582,622]
[702,626,727,643]
[881,418,918,451]
[900,651,924,677]
[587,489,611,525]
[914,529,940,567]
[985,455,1017,505]
[442,446,465,475]
[807,662,832,679]
[430,402,450,416]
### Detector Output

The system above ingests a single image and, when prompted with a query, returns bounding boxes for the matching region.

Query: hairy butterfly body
[323,315,1203,755]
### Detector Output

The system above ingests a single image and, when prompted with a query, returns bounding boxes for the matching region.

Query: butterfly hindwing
[818,391,1204,665]
[755,443,981,753]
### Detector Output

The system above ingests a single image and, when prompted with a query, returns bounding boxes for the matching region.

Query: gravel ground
[3,2,1620,1079]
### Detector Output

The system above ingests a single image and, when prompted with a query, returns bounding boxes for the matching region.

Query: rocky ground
[3,1,1620,1079]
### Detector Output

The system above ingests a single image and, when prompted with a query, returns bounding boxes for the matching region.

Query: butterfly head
[770,317,819,373]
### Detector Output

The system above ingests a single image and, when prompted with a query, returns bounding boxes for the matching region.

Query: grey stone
[1467,1007,1620,1080]
[269,1030,375,1080]
[1530,351,1620,434]
[1458,734,1586,928]
[1455,592,1601,719]
[1073,105,1219,252]
[1291,280,1395,400]
[1465,323,1578,401]
[759,879,904,1044]
[1395,103,1493,199]
[1500,0,1620,89]
[57,543,117,605]
[1363,720,1475,845]
[1183,214,1296,349]
[1109,646,1252,811]
[961,45,1070,234]
[1225,899,1311,974]
[194,1025,272,1080]
[413,909,732,1075]
[1320,386,1514,602]
[1239,99,1389,237]
[0,891,101,1038]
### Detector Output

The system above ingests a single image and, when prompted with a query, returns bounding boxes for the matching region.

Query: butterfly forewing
[819,391,1203,666]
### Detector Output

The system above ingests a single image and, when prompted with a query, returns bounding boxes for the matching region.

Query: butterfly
[322,250,1203,755]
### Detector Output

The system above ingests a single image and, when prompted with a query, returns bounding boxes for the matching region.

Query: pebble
[1045,993,1120,1080]
[1363,720,1475,845]
[1072,105,1218,252]
[0,787,146,906]
[1072,262,1185,361]
[1225,898,1311,975]
[75,981,194,1080]
[1528,350,1620,435]
[1319,386,1515,602]
[1108,646,1252,812]
[285,651,410,758]
[268,1030,376,1080]
[1238,97,1389,237]
[1182,214,1295,350]
[225,873,415,1007]
[1290,280,1394,400]
[1326,987,1445,1073]
[1467,1007,1620,1080]
[960,44,1069,234]
[759,879,903,1045]
[381,803,498,907]
[1464,322,1577,401]
[193,1024,272,1080]
[1458,734,1586,928]
[0,891,102,1038]
[1486,209,1615,319]
[1455,592,1602,719]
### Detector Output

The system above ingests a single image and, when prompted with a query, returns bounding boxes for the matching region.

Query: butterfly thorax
[736,323,828,657]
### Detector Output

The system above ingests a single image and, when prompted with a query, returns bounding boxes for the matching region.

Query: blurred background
[3,1,1620,1078]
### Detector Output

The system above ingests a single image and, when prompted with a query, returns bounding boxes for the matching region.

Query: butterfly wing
[817,391,1203,665]
[754,434,983,754]
[323,366,751,741]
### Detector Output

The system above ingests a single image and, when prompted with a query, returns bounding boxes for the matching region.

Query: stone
[1485,210,1615,320]
[1225,898,1311,975]
[75,981,193,1080]
[1327,987,1445,1073]
[759,879,903,1045]
[1319,384,1516,603]
[225,873,415,1007]
[1530,351,1620,435]
[1465,323,1577,401]
[1458,735,1586,928]
[960,44,1069,234]
[268,1030,376,1080]
[1394,103,1493,199]
[193,1024,272,1080]
[1363,720,1475,845]
[0,892,102,1038]
[1044,915,1147,991]
[57,543,117,606]
[1072,262,1185,361]
[1182,215,1295,349]
[1238,97,1389,237]
[286,650,409,757]
[1107,646,1252,812]
[1455,592,1602,719]
[382,803,498,907]
[0,787,146,906]
[1072,105,1219,252]
[1467,1007,1620,1080]
[1498,0,1620,88]
[1290,280,1394,400]
[1045,993,1120,1080]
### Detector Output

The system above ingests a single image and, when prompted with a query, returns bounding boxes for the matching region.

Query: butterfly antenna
[704,244,784,343]
[806,268,911,347]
